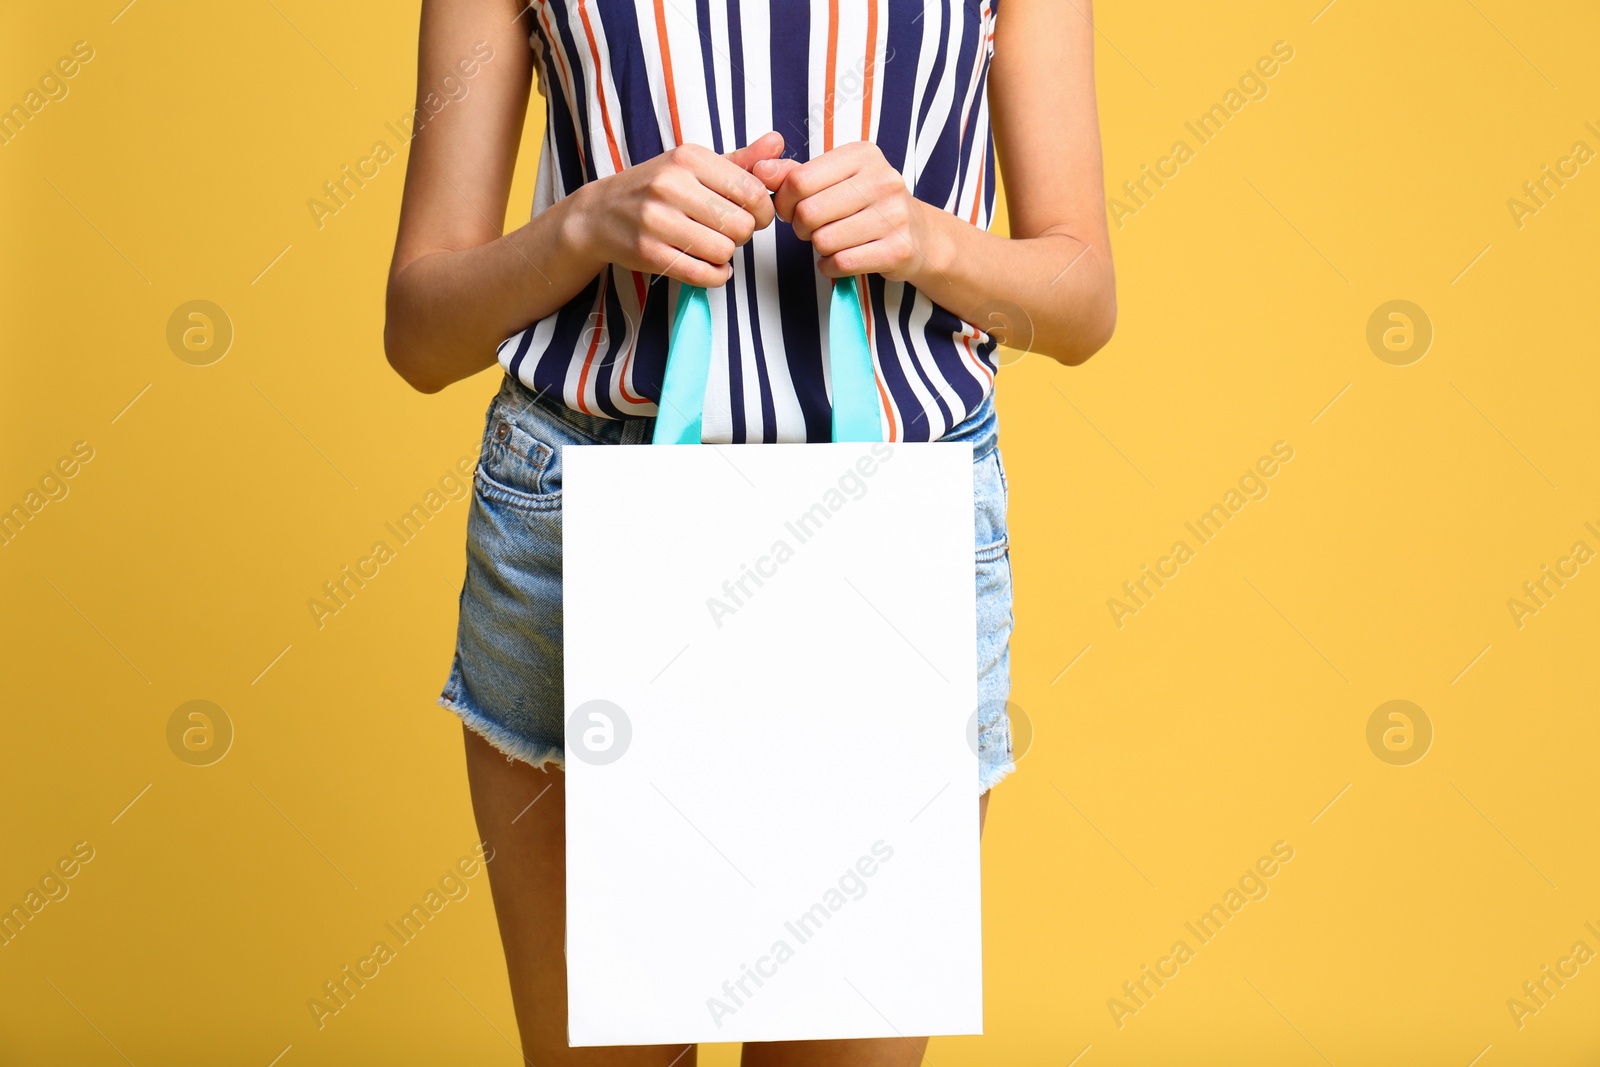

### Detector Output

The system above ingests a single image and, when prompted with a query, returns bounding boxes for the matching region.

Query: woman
[385,0,1114,1061]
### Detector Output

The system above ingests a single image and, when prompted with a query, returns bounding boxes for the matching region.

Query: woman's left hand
[752,142,940,283]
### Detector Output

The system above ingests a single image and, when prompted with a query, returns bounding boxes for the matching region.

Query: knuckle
[638,199,667,231]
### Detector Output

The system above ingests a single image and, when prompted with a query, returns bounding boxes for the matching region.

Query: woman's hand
[752,141,940,283]
[566,132,787,288]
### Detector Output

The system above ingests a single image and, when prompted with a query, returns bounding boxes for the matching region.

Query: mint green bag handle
[651,276,884,445]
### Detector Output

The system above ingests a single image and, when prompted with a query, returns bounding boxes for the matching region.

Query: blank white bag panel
[562,441,981,1046]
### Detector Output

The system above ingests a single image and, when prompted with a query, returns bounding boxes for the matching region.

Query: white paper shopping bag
[561,278,982,1046]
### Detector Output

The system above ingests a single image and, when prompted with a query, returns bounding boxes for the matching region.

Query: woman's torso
[501,0,1002,443]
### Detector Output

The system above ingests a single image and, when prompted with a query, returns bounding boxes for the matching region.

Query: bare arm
[385,0,783,394]
[756,0,1116,366]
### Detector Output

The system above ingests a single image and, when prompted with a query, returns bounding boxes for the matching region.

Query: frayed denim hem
[440,695,565,774]
[979,758,1017,795]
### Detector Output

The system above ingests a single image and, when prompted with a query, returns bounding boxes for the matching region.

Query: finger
[668,181,759,249]
[817,238,904,279]
[788,180,877,242]
[808,211,885,260]
[657,212,742,268]
[641,236,734,288]
[751,157,801,192]
[723,130,785,172]
[771,145,870,221]
[681,145,777,230]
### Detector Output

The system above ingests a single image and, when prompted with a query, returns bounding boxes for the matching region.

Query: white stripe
[729,3,765,442]
[580,0,632,177]
[505,313,559,388]
[531,126,557,216]
[833,0,868,146]
[948,2,989,215]
[610,270,653,414]
[634,0,676,147]
[880,282,947,441]
[913,0,953,184]
[740,2,805,442]
[751,227,806,442]
[807,0,830,157]
[536,6,586,181]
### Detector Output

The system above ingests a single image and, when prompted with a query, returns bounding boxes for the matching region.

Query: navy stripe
[586,272,628,419]
[877,2,922,173]
[982,124,997,222]
[895,282,954,440]
[545,1,599,184]
[633,278,671,401]
[535,31,588,197]
[694,3,727,154]
[529,274,603,401]
[768,1,830,442]
[724,268,746,440]
[726,0,776,440]
[914,4,979,208]
[726,0,750,146]
[912,4,950,149]
[505,325,537,382]
[952,28,991,217]
[865,275,921,442]
[600,0,664,165]
[922,301,985,415]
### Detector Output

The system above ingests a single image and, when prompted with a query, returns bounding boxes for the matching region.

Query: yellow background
[3,1,1597,1063]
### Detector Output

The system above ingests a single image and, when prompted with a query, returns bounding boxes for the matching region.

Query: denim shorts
[440,372,1017,793]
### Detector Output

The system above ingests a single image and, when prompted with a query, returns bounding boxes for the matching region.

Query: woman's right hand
[565,131,788,288]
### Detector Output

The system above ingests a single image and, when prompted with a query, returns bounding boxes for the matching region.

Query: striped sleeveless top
[501,0,1002,443]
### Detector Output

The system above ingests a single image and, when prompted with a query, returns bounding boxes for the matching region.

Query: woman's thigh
[462,725,696,1067]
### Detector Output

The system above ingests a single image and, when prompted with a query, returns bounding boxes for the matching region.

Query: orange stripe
[576,0,625,174]
[968,151,985,225]
[615,270,649,405]
[961,330,995,386]
[959,151,998,389]
[537,6,586,172]
[860,0,878,141]
[856,275,897,442]
[959,96,999,393]
[574,272,610,415]
[651,0,683,144]
[953,1,989,150]
[824,0,840,151]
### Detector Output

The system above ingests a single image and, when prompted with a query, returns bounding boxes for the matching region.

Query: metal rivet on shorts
[495,422,509,441]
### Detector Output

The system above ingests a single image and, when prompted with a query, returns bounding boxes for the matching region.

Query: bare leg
[462,725,696,1067]
[739,790,992,1067]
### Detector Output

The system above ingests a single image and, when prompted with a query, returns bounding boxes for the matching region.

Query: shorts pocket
[974,447,1010,563]
[475,394,562,511]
